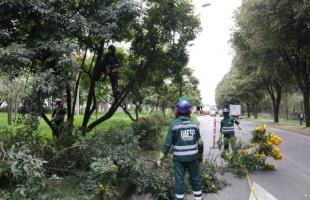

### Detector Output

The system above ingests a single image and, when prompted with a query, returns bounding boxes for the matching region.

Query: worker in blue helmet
[220,108,242,151]
[157,100,204,200]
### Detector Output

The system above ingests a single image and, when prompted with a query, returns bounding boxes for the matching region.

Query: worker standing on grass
[220,108,242,151]
[156,100,204,200]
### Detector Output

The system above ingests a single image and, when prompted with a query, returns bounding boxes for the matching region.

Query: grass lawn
[0,112,133,139]
[245,113,301,124]
[267,124,310,136]
[0,111,174,140]
[243,113,310,136]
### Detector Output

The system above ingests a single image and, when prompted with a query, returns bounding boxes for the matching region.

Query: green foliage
[221,140,265,177]
[233,0,310,126]
[131,159,175,200]
[46,144,94,173]
[0,124,46,152]
[132,115,167,149]
[92,127,140,168]
[222,125,283,177]
[82,157,119,199]
[76,127,141,198]
[215,66,264,109]
[131,157,227,199]
[200,158,227,193]
[0,143,47,198]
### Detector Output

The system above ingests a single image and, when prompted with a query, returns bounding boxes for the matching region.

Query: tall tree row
[216,0,310,126]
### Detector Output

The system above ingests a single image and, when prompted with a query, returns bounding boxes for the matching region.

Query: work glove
[156,159,162,167]
[156,152,165,167]
[198,153,203,163]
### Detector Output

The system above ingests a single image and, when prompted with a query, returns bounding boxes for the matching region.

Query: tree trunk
[7,103,13,126]
[246,103,251,118]
[14,98,18,120]
[267,84,282,123]
[179,77,183,97]
[253,105,258,119]
[155,95,160,111]
[66,83,73,122]
[279,49,309,126]
[303,89,310,127]
[121,104,138,122]
[82,41,104,129]
[162,105,166,116]
[273,102,280,123]
[85,60,151,133]
[76,85,80,116]
[72,48,87,118]
[134,108,140,121]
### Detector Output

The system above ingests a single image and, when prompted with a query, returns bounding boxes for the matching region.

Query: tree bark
[285,106,289,121]
[162,104,166,116]
[253,104,258,119]
[7,103,13,126]
[66,83,72,122]
[82,41,104,129]
[85,61,150,133]
[135,104,140,121]
[72,47,88,119]
[155,95,160,111]
[303,89,310,127]
[246,103,251,118]
[121,104,138,122]
[266,83,282,123]
[179,76,183,97]
[280,49,310,126]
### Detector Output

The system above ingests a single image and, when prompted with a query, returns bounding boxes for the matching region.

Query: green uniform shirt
[162,116,203,162]
[220,117,240,135]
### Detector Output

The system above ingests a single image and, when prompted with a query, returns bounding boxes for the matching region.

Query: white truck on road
[229,104,241,117]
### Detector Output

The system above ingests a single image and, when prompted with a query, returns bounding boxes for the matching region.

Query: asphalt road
[137,116,310,200]
[187,116,310,200]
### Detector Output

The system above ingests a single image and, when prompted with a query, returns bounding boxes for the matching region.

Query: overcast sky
[188,0,242,105]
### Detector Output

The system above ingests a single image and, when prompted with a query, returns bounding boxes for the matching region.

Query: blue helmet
[176,101,191,115]
[223,108,230,113]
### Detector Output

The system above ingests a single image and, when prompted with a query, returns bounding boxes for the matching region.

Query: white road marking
[249,182,278,200]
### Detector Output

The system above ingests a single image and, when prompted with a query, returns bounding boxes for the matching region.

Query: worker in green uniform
[157,100,204,200]
[51,99,66,138]
[220,108,242,151]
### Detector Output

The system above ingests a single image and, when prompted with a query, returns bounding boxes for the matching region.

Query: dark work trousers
[174,160,203,200]
[223,133,236,151]
[110,73,118,96]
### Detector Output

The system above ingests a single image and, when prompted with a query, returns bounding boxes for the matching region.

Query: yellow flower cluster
[271,147,283,160]
[110,164,118,172]
[210,184,217,190]
[255,124,267,133]
[255,152,266,160]
[203,173,211,181]
[99,184,110,193]
[268,134,282,146]
[222,151,232,161]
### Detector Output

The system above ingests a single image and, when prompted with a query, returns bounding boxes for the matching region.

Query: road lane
[194,116,310,200]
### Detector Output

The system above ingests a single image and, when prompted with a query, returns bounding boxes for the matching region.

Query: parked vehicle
[210,110,217,117]
[229,104,241,117]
